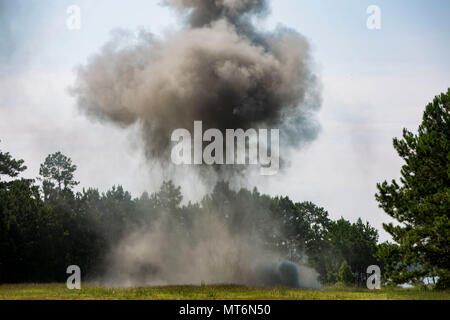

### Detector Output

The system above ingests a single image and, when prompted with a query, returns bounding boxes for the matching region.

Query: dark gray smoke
[253,261,320,288]
[166,0,270,29]
[72,0,323,289]
[71,0,321,177]
[102,209,321,289]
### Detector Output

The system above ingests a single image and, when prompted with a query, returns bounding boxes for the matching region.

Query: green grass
[0,283,449,300]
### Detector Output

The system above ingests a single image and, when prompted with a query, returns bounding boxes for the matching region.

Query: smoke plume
[71,0,321,178]
[102,197,321,289]
[72,0,323,288]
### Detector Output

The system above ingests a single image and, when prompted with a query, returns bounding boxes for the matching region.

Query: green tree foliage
[0,179,55,282]
[337,260,354,285]
[39,152,79,194]
[0,148,55,282]
[376,89,450,288]
[0,146,382,285]
[320,218,379,286]
[0,142,27,184]
[155,181,182,210]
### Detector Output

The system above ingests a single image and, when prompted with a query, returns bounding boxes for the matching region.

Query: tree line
[0,148,379,286]
[0,89,448,289]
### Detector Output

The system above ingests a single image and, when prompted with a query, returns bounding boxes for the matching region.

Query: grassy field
[0,283,449,300]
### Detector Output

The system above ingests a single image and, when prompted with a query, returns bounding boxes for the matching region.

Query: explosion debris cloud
[165,0,270,29]
[71,0,321,179]
[71,0,323,288]
[102,189,321,289]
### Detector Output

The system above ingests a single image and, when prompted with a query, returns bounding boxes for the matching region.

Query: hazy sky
[1,0,449,241]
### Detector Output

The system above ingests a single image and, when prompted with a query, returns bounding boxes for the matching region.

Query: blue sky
[269,0,450,76]
[1,0,449,241]
[3,0,449,75]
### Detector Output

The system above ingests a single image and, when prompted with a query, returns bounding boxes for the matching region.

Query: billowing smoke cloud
[166,0,269,40]
[102,204,321,289]
[71,0,321,178]
[73,0,323,288]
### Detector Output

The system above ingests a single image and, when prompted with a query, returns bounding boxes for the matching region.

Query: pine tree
[337,260,354,286]
[0,141,27,183]
[376,89,449,288]
[39,152,79,195]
